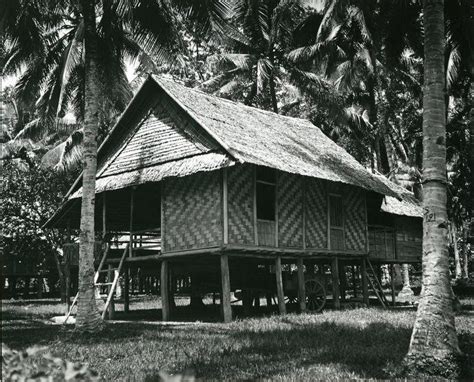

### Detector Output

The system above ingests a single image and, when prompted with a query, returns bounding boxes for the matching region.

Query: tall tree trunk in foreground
[467,0,474,280]
[405,0,460,376]
[76,0,103,332]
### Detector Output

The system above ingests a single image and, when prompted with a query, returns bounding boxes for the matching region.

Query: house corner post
[275,256,286,315]
[220,253,232,323]
[297,258,306,313]
[161,260,170,321]
[361,258,369,306]
[331,257,341,309]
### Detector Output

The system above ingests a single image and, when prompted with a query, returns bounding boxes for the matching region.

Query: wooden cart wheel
[305,279,326,312]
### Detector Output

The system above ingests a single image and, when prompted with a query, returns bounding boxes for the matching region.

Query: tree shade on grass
[2,298,474,380]
[405,0,461,377]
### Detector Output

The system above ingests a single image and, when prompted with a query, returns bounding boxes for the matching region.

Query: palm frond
[289,67,330,90]
[198,68,243,92]
[446,45,461,91]
[210,53,255,71]
[0,138,41,160]
[13,118,44,141]
[346,5,372,46]
[41,128,83,171]
[118,0,183,66]
[56,20,84,118]
[344,104,372,130]
[256,58,272,93]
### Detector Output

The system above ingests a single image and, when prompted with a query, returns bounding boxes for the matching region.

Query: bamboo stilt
[220,254,232,323]
[297,258,306,313]
[331,257,341,309]
[275,257,286,314]
[161,260,170,321]
[361,258,369,306]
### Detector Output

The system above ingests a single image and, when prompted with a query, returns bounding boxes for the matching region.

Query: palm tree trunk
[75,0,103,332]
[462,220,470,279]
[468,0,474,261]
[450,223,462,279]
[244,82,257,106]
[268,74,278,114]
[406,0,460,375]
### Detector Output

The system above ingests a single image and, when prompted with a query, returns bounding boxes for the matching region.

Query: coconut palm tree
[445,0,474,269]
[288,0,423,173]
[200,0,308,113]
[405,0,461,376]
[2,0,230,332]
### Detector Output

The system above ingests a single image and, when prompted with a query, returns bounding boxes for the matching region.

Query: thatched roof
[46,75,408,228]
[68,75,400,200]
[152,76,399,197]
[372,173,423,218]
[70,152,233,198]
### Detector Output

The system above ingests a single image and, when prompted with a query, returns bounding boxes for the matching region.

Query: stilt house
[45,75,422,321]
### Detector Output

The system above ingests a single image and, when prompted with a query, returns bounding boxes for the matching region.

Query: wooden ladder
[64,243,129,324]
[364,259,389,308]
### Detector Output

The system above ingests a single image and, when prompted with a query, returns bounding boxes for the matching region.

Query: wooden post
[220,254,232,323]
[124,188,134,313]
[242,263,251,316]
[107,263,115,319]
[36,277,43,298]
[23,277,30,298]
[339,261,346,301]
[102,192,107,239]
[331,257,341,309]
[65,261,71,314]
[361,258,369,306]
[161,260,170,321]
[390,264,396,307]
[352,265,358,298]
[223,169,228,245]
[275,257,286,314]
[124,266,130,313]
[297,258,306,313]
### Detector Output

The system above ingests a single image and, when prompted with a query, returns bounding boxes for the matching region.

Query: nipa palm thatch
[46,75,415,229]
[68,75,401,200]
[372,173,423,217]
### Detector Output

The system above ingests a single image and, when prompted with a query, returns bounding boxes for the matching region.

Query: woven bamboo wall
[368,226,396,260]
[305,178,328,249]
[344,186,367,252]
[277,172,303,248]
[257,220,276,246]
[227,165,255,245]
[395,216,422,261]
[162,171,222,252]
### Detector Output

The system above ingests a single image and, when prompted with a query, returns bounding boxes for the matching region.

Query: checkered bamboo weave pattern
[277,172,303,248]
[305,179,328,249]
[163,171,222,251]
[344,186,366,251]
[227,165,255,245]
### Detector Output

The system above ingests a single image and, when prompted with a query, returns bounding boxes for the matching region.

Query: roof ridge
[151,74,315,127]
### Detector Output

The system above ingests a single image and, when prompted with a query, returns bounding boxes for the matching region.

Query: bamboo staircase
[64,243,129,324]
[364,259,389,308]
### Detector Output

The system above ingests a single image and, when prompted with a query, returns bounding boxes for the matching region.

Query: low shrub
[2,343,99,381]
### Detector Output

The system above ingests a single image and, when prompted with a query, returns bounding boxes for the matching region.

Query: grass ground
[2,297,474,381]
